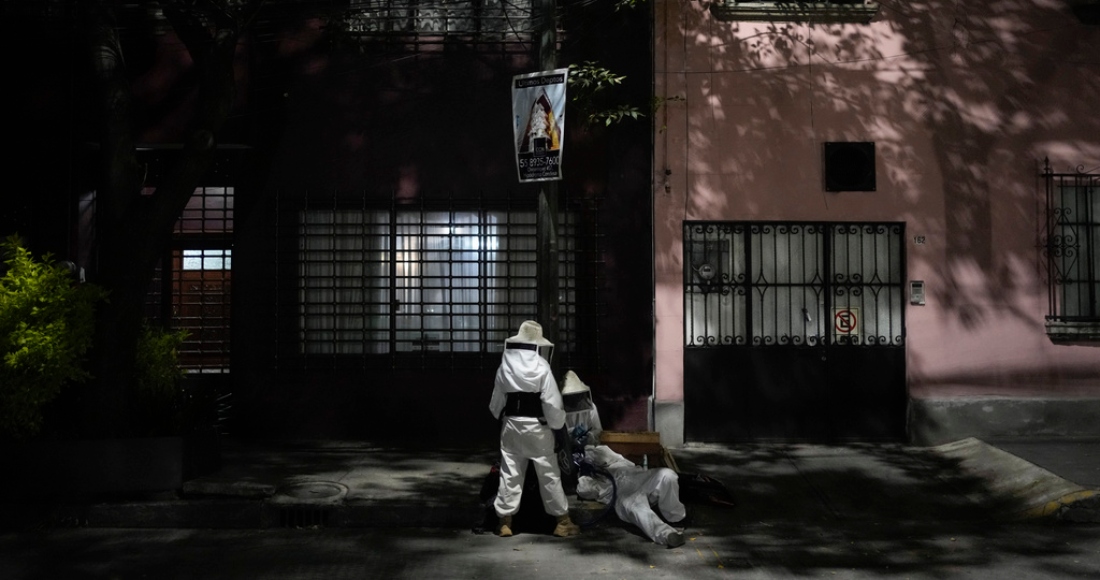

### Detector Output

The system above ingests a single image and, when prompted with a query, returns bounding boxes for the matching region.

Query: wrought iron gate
[683,222,906,441]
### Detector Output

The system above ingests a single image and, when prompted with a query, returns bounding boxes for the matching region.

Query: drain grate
[269,480,348,528]
[279,506,331,528]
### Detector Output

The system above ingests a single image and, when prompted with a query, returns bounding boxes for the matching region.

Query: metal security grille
[1044,161,1100,321]
[684,222,905,348]
[342,0,534,40]
[144,187,234,373]
[710,0,879,23]
[172,249,232,371]
[276,192,601,371]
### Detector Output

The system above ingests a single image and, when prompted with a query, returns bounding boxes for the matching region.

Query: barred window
[144,187,234,374]
[297,207,577,355]
[344,0,533,37]
[709,1,879,24]
[1045,163,1100,343]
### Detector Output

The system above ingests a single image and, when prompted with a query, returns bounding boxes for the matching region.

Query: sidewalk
[5,437,1100,531]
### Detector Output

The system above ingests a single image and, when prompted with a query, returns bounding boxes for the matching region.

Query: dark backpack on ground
[678,472,736,507]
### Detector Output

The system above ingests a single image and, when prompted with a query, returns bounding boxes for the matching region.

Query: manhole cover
[271,480,348,505]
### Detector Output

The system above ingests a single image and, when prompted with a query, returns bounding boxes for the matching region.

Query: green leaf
[0,236,107,439]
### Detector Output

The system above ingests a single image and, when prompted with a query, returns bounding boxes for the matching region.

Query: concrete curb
[932,437,1099,521]
[911,397,1100,446]
[1019,489,1100,521]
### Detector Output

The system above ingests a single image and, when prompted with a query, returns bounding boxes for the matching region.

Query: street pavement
[4,436,1100,578]
[5,521,1100,579]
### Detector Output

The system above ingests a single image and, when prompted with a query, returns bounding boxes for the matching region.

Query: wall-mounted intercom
[910,280,925,305]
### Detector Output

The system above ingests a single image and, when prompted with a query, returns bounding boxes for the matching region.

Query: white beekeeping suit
[577,445,688,548]
[561,371,603,446]
[489,320,580,538]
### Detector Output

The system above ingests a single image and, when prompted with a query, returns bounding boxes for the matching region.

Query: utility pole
[534,0,561,372]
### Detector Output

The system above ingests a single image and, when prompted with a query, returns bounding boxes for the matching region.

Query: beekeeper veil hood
[505,320,554,362]
[561,370,594,412]
[561,370,589,395]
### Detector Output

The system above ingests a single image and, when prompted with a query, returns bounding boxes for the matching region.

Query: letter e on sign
[833,307,860,337]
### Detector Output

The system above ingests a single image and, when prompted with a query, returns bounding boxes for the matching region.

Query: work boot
[497,515,513,537]
[552,514,580,537]
[666,531,685,549]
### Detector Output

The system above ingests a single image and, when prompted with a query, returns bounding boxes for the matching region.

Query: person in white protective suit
[561,370,603,447]
[577,445,687,548]
[562,372,686,548]
[489,321,581,538]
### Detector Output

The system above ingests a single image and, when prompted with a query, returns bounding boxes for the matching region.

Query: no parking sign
[833,307,860,337]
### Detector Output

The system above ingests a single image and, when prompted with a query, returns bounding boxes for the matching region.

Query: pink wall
[653,0,1100,413]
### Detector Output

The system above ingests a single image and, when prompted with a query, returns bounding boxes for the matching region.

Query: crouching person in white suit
[561,370,603,446]
[577,444,688,548]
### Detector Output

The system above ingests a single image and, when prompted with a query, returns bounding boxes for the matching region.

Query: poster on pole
[512,68,569,183]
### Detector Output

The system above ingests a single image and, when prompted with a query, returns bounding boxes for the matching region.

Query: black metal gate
[683,222,906,442]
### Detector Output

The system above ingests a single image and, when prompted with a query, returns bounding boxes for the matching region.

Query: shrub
[131,322,189,436]
[0,235,107,440]
[135,322,188,401]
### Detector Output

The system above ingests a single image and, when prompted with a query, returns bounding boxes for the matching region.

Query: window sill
[1046,318,1100,345]
[709,1,880,24]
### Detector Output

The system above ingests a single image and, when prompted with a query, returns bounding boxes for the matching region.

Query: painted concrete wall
[653,0,1100,445]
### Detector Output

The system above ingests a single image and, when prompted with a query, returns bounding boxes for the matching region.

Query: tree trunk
[81,1,248,436]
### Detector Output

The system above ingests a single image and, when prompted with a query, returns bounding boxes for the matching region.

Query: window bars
[709,1,880,24]
[684,222,905,348]
[145,187,234,374]
[1044,160,1100,322]
[276,191,602,372]
[342,0,535,41]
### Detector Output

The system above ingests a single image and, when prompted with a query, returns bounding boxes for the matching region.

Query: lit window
[296,208,577,355]
[182,249,232,271]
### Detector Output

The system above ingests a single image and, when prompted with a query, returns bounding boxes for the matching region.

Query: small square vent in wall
[824,142,876,192]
